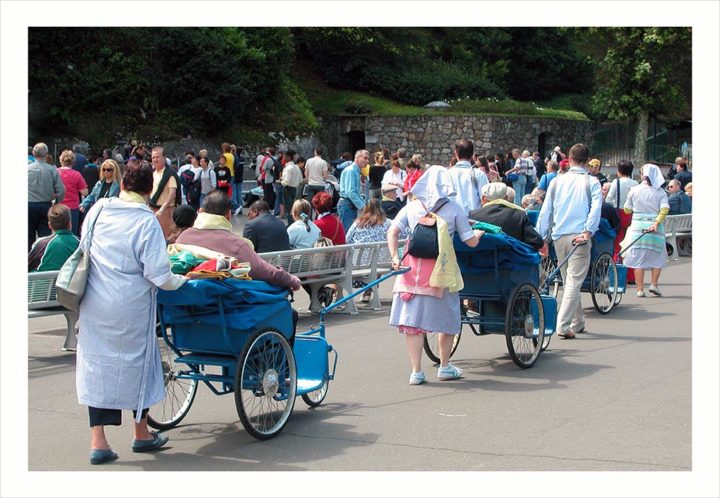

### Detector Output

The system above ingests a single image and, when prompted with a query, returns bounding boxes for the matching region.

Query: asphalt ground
[25,257,693,477]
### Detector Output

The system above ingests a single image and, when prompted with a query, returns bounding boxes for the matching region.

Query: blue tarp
[158,278,289,307]
[454,232,541,270]
[157,279,293,354]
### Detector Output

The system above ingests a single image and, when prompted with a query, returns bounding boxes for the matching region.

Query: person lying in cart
[175,191,302,330]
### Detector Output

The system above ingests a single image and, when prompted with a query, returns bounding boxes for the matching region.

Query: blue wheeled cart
[150,270,408,440]
[423,232,558,369]
[539,218,628,316]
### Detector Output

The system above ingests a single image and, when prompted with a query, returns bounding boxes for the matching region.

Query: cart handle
[617,229,651,258]
[319,266,411,321]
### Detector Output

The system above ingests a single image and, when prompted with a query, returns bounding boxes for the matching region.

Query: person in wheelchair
[469,182,544,250]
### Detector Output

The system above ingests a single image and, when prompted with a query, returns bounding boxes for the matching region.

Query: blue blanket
[157,279,292,334]
[158,278,289,307]
[454,232,541,270]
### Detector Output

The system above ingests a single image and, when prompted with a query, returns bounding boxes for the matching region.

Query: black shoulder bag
[406,198,449,259]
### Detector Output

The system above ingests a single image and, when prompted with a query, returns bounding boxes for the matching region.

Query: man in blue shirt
[536,143,602,339]
[537,160,558,192]
[337,149,368,231]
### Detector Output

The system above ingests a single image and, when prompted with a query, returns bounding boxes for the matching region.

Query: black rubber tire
[423,331,461,365]
[505,283,544,369]
[301,379,329,407]
[590,253,619,314]
[147,338,198,430]
[235,329,296,440]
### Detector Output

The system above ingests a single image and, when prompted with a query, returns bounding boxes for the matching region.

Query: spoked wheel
[590,254,619,314]
[423,332,462,365]
[235,329,296,440]
[301,379,329,407]
[539,255,561,298]
[614,292,623,305]
[505,284,544,369]
[540,333,552,352]
[147,337,198,430]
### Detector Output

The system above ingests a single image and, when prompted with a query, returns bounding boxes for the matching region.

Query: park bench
[350,239,406,310]
[664,214,692,260]
[259,244,357,314]
[28,270,77,351]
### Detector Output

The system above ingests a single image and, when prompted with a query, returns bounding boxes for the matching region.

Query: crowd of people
[27,135,692,464]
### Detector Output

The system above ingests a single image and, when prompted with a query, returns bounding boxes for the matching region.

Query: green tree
[591,27,691,165]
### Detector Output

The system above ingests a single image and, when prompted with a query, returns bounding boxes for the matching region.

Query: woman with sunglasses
[79,159,122,214]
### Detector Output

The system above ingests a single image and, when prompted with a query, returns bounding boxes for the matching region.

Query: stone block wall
[321,115,595,164]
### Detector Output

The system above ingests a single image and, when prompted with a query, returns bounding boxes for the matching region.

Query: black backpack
[185,170,202,204]
[272,157,283,181]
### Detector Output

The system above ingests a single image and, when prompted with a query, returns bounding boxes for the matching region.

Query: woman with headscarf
[619,164,670,297]
[387,166,485,385]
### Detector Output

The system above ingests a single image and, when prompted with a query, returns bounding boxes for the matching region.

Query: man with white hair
[337,149,368,231]
[468,183,544,249]
[522,150,537,194]
[28,142,65,250]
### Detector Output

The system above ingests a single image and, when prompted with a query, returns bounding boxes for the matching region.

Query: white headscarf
[642,163,665,190]
[410,165,456,211]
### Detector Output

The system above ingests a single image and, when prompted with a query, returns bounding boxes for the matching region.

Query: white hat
[481,182,507,201]
[381,183,397,193]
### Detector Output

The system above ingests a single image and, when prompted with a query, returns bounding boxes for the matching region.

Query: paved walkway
[27,256,692,472]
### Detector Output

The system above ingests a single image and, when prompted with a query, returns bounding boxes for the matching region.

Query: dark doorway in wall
[538,132,553,159]
[347,131,366,155]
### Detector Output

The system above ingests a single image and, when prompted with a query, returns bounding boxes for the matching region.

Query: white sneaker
[409,371,426,385]
[648,285,662,296]
[637,290,645,297]
[233,207,242,216]
[437,363,464,381]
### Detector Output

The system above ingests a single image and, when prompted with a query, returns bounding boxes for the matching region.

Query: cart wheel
[301,379,329,407]
[614,291,623,305]
[423,332,461,365]
[540,333,552,352]
[505,283,544,369]
[235,329,296,440]
[147,337,198,430]
[590,254,619,314]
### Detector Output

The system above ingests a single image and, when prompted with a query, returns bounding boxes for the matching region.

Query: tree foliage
[591,27,691,121]
[29,27,296,143]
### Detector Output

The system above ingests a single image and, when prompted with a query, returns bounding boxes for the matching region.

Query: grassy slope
[296,70,590,121]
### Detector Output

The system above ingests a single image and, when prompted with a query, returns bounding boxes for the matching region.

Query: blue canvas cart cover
[157,279,292,333]
[454,232,541,271]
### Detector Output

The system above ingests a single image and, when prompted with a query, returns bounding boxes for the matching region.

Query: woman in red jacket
[311,191,346,245]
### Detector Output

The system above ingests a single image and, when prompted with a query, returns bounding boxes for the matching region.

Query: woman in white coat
[77,161,186,465]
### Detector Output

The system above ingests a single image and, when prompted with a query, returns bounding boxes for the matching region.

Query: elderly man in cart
[175,191,302,330]
[535,143,602,340]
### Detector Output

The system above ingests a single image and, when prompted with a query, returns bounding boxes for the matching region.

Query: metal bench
[664,214,692,260]
[28,270,78,351]
[259,245,357,314]
[350,240,406,310]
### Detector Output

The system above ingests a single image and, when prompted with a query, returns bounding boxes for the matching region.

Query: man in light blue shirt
[447,138,488,214]
[536,143,602,339]
[337,149,368,231]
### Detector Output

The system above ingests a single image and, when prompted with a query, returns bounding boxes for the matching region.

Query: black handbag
[406,198,448,259]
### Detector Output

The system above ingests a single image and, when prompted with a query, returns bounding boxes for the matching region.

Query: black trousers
[28,201,52,250]
[262,183,276,209]
[88,406,149,427]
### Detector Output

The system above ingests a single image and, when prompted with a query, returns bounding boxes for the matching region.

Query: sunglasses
[102,168,114,172]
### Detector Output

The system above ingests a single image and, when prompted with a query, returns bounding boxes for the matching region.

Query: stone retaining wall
[320,115,595,164]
